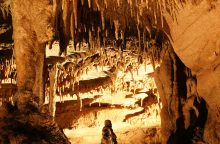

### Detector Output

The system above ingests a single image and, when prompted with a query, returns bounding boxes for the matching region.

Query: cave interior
[0,0,220,144]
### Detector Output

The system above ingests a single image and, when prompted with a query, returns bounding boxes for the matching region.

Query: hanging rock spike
[72,0,78,28]
[104,0,108,8]
[158,0,164,28]
[81,0,84,6]
[117,0,120,7]
[114,20,119,40]
[70,12,75,47]
[88,0,91,8]
[101,11,105,30]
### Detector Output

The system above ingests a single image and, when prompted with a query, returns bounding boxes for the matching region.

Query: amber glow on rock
[44,44,162,143]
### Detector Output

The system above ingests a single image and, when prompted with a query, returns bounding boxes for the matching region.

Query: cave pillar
[12,0,54,111]
[154,46,187,144]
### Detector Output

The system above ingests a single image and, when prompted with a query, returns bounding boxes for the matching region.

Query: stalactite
[104,0,108,8]
[171,0,175,19]
[117,0,120,7]
[135,0,138,7]
[114,20,119,40]
[141,0,144,7]
[162,0,166,14]
[146,0,149,9]
[127,0,129,5]
[130,0,133,6]
[137,26,141,52]
[159,0,164,28]
[89,29,92,49]
[174,0,178,8]
[88,0,91,8]
[81,0,84,6]
[130,0,133,16]
[59,0,72,55]
[73,0,78,28]
[101,11,105,30]
[156,0,159,13]
[52,0,59,42]
[70,11,75,50]
[154,5,157,25]
[143,30,146,53]
[97,27,101,49]
[139,3,143,16]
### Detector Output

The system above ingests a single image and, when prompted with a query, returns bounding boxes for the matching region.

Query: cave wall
[165,0,220,143]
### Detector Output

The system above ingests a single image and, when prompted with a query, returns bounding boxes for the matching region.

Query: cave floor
[65,122,161,144]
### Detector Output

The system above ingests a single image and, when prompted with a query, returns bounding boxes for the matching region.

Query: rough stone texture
[165,1,220,143]
[0,103,70,144]
[12,0,54,108]
[154,46,188,144]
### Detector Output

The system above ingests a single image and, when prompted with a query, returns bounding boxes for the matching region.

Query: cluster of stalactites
[53,0,203,55]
